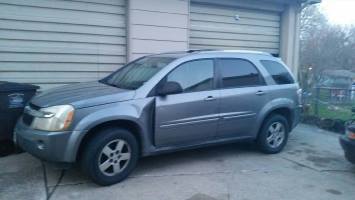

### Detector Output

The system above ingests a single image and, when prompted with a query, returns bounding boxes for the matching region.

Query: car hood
[31,81,135,109]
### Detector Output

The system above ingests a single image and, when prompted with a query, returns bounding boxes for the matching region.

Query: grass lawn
[311,103,353,121]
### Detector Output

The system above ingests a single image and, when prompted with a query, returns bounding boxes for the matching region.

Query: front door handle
[204,96,216,101]
[255,91,266,96]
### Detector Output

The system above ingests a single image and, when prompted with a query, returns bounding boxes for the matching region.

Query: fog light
[13,132,17,144]
[37,140,45,150]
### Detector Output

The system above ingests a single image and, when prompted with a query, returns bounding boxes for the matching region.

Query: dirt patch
[325,189,342,195]
[303,148,318,154]
[306,155,343,168]
[303,184,315,189]
[287,149,303,155]
[299,142,315,148]
[186,193,218,200]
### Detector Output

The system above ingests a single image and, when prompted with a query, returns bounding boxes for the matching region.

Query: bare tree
[300,5,328,41]
[300,5,355,88]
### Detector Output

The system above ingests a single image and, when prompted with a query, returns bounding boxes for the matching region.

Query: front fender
[64,102,145,162]
[74,103,141,131]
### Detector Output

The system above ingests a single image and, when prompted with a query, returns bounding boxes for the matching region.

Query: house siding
[0,0,127,90]
[127,0,189,60]
[0,0,302,90]
[189,0,283,55]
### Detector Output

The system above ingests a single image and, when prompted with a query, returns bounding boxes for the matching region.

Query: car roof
[148,49,273,58]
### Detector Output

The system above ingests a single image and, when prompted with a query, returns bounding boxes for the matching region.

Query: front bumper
[339,136,355,164]
[14,119,76,163]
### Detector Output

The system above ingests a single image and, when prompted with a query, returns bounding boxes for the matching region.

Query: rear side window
[260,60,294,84]
[218,58,264,88]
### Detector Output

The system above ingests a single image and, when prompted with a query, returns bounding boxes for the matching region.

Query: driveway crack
[321,169,355,174]
[41,162,66,200]
[281,157,320,172]
[129,171,233,179]
[41,162,49,199]
[281,157,355,174]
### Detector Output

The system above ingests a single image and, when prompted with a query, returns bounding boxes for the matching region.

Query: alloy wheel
[98,139,131,176]
[266,122,285,148]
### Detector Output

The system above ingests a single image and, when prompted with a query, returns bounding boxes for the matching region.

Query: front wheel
[80,127,139,186]
[257,114,289,154]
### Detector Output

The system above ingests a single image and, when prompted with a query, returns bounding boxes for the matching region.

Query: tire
[80,127,139,186]
[257,114,289,154]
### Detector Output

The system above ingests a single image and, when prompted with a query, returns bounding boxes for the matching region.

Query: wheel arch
[256,97,297,137]
[258,106,294,135]
[75,119,144,162]
[265,108,292,128]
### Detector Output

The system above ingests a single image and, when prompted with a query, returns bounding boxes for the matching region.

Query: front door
[154,59,219,147]
[216,58,268,139]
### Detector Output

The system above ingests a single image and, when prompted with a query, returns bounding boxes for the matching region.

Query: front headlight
[31,105,74,131]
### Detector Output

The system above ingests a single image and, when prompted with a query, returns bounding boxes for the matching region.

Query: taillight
[347,126,355,140]
[348,132,355,140]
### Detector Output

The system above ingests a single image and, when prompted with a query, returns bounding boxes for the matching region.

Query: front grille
[22,103,40,126]
[29,103,40,111]
[22,112,34,126]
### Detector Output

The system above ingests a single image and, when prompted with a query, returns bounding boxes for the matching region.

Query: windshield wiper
[99,80,135,90]
[99,80,119,88]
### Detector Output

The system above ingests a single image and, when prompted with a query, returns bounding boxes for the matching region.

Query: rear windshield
[101,56,176,90]
[260,60,295,85]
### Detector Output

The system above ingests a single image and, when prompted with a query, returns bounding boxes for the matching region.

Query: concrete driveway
[1,124,354,200]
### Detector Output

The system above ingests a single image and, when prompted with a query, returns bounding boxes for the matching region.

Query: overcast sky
[320,0,355,25]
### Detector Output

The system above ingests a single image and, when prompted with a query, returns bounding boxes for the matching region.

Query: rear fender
[254,98,295,137]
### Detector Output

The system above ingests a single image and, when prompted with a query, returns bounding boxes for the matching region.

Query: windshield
[101,56,176,90]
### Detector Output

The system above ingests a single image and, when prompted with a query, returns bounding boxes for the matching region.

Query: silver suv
[15,50,301,185]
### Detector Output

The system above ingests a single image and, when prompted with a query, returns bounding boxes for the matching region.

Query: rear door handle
[204,96,216,101]
[255,91,266,96]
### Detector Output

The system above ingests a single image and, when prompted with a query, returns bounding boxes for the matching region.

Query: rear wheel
[80,127,138,186]
[257,114,289,154]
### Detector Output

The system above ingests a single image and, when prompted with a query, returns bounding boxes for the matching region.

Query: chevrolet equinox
[15,50,301,185]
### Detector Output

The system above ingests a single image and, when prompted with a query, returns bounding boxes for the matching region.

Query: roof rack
[185,49,272,56]
[156,49,272,56]
[217,50,271,56]
[186,49,217,53]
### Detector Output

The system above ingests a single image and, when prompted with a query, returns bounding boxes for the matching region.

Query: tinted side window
[166,59,214,93]
[260,60,294,84]
[218,59,263,88]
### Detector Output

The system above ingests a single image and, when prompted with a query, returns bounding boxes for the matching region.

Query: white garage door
[190,2,281,55]
[0,0,126,90]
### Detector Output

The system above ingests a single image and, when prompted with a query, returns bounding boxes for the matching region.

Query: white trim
[280,1,301,79]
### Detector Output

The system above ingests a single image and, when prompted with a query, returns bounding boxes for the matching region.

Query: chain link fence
[302,87,355,133]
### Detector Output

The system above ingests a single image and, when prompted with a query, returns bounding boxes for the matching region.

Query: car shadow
[132,141,258,176]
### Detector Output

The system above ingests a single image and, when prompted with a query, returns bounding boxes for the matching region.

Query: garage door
[189,2,281,55]
[0,0,126,90]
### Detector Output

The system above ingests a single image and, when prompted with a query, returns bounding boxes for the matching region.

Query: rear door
[154,59,220,147]
[216,58,268,139]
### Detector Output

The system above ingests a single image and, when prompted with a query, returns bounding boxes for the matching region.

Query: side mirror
[157,81,183,96]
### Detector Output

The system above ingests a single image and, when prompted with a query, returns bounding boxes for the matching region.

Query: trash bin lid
[0,81,39,92]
